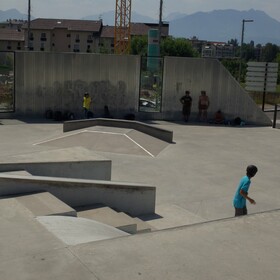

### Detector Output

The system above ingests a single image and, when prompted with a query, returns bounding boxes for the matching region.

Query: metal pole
[273,104,277,128]
[262,62,268,111]
[159,0,163,46]
[238,19,253,83]
[27,0,31,50]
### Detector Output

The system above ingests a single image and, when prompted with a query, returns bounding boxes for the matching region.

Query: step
[14,191,77,217]
[77,205,137,234]
[133,217,153,233]
[117,212,152,233]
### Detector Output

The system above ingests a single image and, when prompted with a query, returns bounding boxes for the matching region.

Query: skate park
[0,52,280,279]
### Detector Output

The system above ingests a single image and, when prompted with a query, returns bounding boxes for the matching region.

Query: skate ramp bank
[0,174,156,216]
[63,118,173,143]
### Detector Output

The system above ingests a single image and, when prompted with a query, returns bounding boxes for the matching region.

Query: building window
[75,34,80,43]
[87,45,92,53]
[29,32,34,41]
[68,45,71,48]
[41,33,47,41]
[40,43,45,51]
[73,44,80,52]
[67,34,71,38]
[28,41,34,50]
[87,35,93,43]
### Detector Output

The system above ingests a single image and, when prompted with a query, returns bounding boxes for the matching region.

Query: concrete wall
[161,57,271,125]
[0,161,111,180]
[10,52,271,125]
[0,174,156,216]
[15,52,140,119]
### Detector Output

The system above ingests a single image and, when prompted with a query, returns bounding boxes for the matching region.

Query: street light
[238,19,254,82]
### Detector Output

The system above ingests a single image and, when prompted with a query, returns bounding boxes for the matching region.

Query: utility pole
[238,19,253,82]
[27,0,31,50]
[158,0,163,46]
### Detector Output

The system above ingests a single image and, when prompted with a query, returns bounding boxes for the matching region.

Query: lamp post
[27,0,31,50]
[238,19,254,82]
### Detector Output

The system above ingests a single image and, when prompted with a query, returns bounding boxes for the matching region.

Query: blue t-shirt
[233,176,251,208]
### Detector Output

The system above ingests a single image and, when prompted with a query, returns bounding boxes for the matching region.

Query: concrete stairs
[4,191,152,235]
[76,204,152,234]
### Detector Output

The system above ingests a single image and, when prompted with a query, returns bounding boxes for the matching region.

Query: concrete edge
[63,118,174,143]
[0,174,156,216]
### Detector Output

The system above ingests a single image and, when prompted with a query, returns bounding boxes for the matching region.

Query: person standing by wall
[180,90,192,122]
[233,165,258,216]
[198,90,210,122]
[83,92,92,118]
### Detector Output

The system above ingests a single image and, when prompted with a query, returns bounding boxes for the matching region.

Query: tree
[260,43,279,62]
[131,35,198,57]
[160,37,198,57]
[221,59,241,81]
[228,38,238,47]
[131,36,148,56]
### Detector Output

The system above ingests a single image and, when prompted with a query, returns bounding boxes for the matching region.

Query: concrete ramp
[36,216,129,245]
[36,127,169,157]
[14,192,77,217]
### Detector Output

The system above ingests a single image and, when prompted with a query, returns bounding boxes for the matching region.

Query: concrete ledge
[0,147,112,181]
[63,118,173,143]
[0,174,156,216]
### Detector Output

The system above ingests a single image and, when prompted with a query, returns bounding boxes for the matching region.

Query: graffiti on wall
[34,79,130,116]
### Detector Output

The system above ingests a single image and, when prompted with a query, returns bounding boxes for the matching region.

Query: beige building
[1,18,169,54]
[201,42,235,58]
[22,18,102,53]
[0,28,25,51]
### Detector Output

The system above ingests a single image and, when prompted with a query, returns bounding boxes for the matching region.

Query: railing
[272,104,279,128]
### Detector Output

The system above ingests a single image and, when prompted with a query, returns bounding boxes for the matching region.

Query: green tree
[160,37,198,57]
[228,38,238,47]
[242,43,256,61]
[131,35,198,57]
[131,36,148,56]
[260,43,279,62]
[221,59,241,81]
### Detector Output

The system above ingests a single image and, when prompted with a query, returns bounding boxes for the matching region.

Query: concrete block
[133,217,152,233]
[14,191,77,217]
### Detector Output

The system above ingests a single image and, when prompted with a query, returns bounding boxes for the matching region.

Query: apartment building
[201,42,235,58]
[1,18,169,54]
[21,18,102,53]
[0,28,25,51]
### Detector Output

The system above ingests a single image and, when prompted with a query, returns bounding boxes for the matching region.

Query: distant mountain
[168,9,280,45]
[0,8,29,21]
[164,12,186,21]
[82,10,156,25]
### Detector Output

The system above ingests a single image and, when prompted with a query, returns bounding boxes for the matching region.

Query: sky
[1,0,280,22]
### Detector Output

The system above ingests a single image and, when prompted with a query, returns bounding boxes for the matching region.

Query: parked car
[139,98,156,109]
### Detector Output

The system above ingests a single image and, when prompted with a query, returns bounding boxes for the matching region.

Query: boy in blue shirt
[233,165,258,216]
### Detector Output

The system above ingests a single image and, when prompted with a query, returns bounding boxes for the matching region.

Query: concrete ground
[0,117,280,279]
